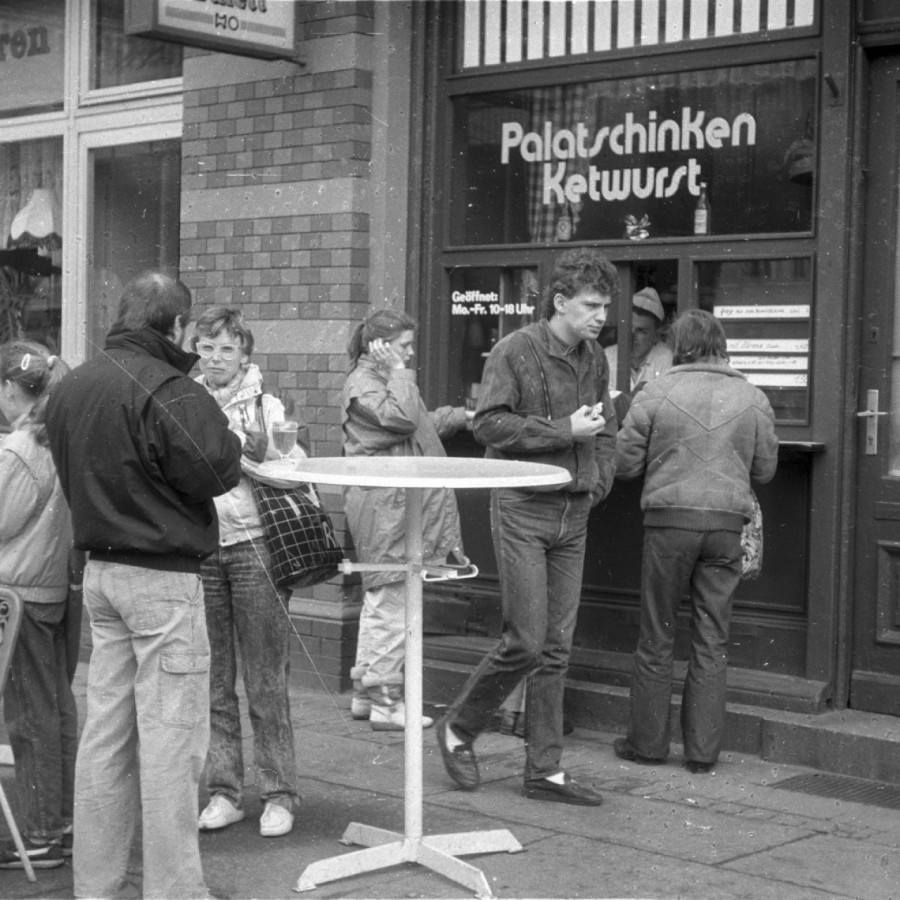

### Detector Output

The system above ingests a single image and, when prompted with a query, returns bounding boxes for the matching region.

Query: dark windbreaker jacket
[46,327,242,569]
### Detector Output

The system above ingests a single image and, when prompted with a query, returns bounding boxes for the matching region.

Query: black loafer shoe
[523,773,603,806]
[613,737,665,766]
[684,760,714,774]
[436,717,480,791]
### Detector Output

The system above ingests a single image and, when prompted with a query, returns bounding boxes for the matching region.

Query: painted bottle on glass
[694,181,710,235]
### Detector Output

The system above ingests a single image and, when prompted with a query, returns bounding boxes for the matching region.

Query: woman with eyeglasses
[191,307,304,839]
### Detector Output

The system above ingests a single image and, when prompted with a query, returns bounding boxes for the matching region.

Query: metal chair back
[0,587,36,881]
[0,588,23,695]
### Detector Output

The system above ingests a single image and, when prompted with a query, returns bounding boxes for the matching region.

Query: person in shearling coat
[614,309,779,773]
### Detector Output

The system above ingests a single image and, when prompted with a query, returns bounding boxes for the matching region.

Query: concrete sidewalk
[2,661,900,899]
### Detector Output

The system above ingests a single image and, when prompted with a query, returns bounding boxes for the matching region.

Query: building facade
[2,1,900,742]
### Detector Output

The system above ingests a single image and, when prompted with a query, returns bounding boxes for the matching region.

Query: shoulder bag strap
[255,392,266,433]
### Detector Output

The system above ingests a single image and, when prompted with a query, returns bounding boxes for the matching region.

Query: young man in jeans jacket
[436,248,618,806]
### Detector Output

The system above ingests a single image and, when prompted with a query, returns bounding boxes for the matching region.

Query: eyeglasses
[196,341,241,360]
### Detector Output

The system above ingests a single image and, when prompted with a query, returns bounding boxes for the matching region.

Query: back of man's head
[111,271,191,337]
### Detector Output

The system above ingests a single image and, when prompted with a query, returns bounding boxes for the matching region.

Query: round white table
[257,456,571,899]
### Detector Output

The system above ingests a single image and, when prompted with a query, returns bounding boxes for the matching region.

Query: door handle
[857,389,888,455]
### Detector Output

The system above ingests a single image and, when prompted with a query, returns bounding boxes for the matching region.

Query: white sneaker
[351,681,371,719]
[259,802,295,837]
[370,701,434,732]
[198,795,245,831]
[351,695,371,719]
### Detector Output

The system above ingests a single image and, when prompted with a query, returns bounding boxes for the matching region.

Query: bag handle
[255,392,266,433]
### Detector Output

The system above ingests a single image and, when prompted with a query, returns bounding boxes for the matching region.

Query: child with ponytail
[0,342,77,870]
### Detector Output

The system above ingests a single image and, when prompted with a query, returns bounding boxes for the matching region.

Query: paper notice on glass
[715,305,810,319]
[727,339,809,353]
[731,355,808,370]
[745,372,808,387]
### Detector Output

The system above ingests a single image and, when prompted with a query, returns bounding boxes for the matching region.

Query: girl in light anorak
[0,342,76,870]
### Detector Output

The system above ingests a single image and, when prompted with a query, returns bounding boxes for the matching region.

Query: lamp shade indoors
[8,188,62,256]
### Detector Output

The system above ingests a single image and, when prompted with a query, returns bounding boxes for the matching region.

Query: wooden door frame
[843,45,900,712]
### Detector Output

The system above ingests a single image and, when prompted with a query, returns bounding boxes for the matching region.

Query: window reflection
[448,267,539,407]
[0,0,65,117]
[697,258,812,423]
[94,0,182,89]
[88,140,181,357]
[603,261,677,395]
[452,60,816,245]
[0,137,63,351]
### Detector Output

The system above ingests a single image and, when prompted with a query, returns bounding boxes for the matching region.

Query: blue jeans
[447,489,591,781]
[74,561,210,900]
[3,599,77,843]
[201,539,298,812]
[626,527,742,764]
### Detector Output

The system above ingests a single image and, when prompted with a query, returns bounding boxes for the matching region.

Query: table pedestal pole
[294,487,522,898]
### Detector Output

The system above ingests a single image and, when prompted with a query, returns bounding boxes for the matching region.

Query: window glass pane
[94,0,182,89]
[0,0,65,117]
[0,137,63,352]
[890,362,900,475]
[603,260,678,395]
[451,60,816,244]
[448,267,539,407]
[696,258,812,424]
[890,247,900,474]
[459,0,817,70]
[88,140,181,357]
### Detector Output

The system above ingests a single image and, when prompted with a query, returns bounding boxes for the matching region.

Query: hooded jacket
[46,327,242,570]
[615,360,779,532]
[341,357,467,590]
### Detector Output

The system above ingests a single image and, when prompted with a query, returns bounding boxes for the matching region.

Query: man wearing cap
[606,287,673,395]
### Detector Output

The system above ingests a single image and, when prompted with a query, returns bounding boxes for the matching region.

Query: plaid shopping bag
[249,477,343,588]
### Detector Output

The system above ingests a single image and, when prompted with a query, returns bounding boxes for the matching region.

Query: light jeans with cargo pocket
[73,561,210,900]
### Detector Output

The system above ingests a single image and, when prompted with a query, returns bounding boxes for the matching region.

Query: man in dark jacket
[436,248,618,806]
[46,272,242,900]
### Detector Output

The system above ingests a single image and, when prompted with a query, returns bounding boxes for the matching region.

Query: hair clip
[20,353,31,371]
[47,355,58,368]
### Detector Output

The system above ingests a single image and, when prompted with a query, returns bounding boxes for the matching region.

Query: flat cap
[632,287,664,322]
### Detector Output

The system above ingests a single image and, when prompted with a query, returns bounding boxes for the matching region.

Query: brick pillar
[179,4,385,692]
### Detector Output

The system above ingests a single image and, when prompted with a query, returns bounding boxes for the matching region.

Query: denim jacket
[473,320,617,502]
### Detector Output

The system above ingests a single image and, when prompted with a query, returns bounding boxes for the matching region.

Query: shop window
[459,0,818,70]
[451,59,816,244]
[696,257,813,424]
[87,140,181,357]
[448,266,539,407]
[0,137,63,351]
[94,0,182,89]
[0,0,65,117]
[602,260,677,395]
